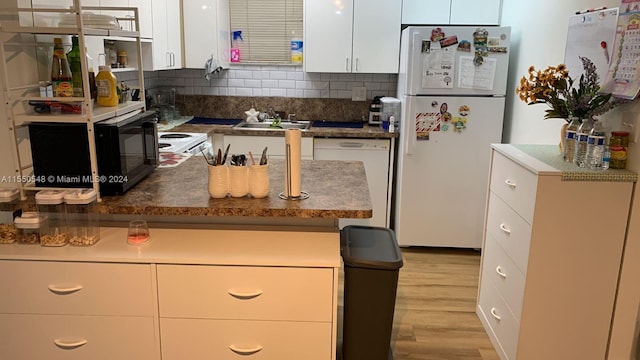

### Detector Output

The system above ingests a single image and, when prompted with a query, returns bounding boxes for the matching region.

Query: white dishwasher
[313,138,392,228]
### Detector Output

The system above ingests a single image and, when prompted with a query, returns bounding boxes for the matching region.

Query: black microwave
[28,110,159,195]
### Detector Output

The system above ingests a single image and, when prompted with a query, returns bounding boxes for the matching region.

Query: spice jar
[0,188,20,244]
[117,51,128,68]
[14,212,45,245]
[609,131,629,169]
[65,189,99,246]
[35,190,68,247]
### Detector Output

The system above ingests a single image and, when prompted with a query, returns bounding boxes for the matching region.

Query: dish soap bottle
[231,30,243,63]
[95,65,118,107]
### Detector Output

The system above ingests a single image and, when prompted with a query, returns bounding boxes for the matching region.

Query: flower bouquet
[515,56,623,123]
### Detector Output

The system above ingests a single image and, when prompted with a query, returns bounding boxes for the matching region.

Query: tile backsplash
[144,65,398,99]
[116,65,399,121]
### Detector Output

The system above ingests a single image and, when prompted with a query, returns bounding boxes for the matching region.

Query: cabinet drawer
[478,281,519,360]
[485,192,532,274]
[157,265,333,322]
[481,235,526,319]
[0,314,157,360]
[0,261,154,316]
[161,318,331,360]
[489,151,537,223]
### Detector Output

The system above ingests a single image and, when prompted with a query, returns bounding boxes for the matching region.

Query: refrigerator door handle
[405,114,415,155]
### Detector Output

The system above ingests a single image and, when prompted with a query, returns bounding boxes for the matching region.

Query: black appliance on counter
[28,110,159,195]
[368,96,383,125]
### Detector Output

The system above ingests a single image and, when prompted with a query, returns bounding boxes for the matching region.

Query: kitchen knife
[260,147,268,165]
[217,148,222,165]
[222,144,230,164]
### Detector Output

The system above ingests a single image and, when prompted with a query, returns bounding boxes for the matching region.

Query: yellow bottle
[95,65,118,107]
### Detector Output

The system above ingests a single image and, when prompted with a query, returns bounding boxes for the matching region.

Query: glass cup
[127,220,150,245]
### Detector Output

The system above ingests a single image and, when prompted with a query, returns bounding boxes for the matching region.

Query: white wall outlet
[621,111,638,143]
[351,87,367,101]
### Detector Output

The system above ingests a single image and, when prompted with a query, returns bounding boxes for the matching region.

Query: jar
[0,188,20,244]
[609,131,629,169]
[64,189,99,246]
[117,51,128,68]
[14,212,45,245]
[35,190,68,247]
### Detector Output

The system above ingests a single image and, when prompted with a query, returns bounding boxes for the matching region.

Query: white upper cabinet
[450,0,501,25]
[401,0,450,25]
[182,0,230,70]
[304,0,401,73]
[401,0,502,25]
[150,0,182,70]
[128,0,153,38]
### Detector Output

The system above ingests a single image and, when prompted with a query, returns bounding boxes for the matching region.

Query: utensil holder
[249,164,270,198]
[208,165,229,199]
[229,166,249,198]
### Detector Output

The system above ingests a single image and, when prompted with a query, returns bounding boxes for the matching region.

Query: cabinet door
[183,0,229,69]
[352,0,401,73]
[401,0,451,25]
[151,0,170,69]
[165,0,182,68]
[129,0,153,38]
[304,0,353,73]
[450,0,501,25]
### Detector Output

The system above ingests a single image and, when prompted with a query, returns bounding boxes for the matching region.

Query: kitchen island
[0,159,371,360]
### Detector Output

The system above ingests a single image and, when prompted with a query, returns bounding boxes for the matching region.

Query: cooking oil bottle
[95,65,118,107]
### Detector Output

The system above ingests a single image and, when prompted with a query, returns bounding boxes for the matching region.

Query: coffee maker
[368,96,383,125]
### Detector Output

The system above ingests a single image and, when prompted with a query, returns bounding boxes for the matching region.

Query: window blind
[229,0,303,64]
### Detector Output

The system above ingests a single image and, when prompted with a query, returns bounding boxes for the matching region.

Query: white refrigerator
[394,26,511,248]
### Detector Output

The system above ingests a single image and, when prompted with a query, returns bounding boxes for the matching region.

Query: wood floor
[338,247,500,360]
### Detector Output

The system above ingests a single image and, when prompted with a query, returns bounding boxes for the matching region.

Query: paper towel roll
[284,129,302,197]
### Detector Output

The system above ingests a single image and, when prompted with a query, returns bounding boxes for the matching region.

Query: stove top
[157,131,207,154]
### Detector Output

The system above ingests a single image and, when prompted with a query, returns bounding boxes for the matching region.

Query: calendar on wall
[602,1,640,100]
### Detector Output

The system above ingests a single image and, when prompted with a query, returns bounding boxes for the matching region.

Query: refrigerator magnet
[457,40,471,52]
[421,40,431,53]
[440,35,458,48]
[431,28,445,42]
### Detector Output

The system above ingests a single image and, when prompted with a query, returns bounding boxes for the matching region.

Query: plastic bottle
[573,117,594,168]
[602,146,611,170]
[95,65,118,107]
[291,37,303,64]
[586,119,606,170]
[563,117,580,162]
[51,37,73,97]
[67,36,83,97]
[231,30,243,63]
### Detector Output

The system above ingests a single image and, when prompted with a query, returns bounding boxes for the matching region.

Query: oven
[28,110,159,195]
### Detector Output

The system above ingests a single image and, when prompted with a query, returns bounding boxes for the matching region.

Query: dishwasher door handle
[338,142,365,148]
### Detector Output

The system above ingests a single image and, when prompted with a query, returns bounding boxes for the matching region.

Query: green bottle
[67,36,83,97]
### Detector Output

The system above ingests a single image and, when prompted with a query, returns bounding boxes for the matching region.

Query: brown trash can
[340,225,403,360]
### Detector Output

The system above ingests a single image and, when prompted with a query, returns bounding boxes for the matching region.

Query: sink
[233,120,311,130]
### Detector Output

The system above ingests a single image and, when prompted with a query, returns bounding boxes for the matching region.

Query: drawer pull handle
[54,339,88,349]
[490,307,502,321]
[228,289,263,299]
[48,285,83,295]
[504,179,517,188]
[495,266,507,279]
[499,223,511,234]
[229,344,263,355]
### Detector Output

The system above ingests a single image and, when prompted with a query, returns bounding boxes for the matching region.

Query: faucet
[287,113,297,123]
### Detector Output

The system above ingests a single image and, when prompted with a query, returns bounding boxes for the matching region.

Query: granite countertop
[498,144,638,182]
[167,120,397,139]
[98,158,373,219]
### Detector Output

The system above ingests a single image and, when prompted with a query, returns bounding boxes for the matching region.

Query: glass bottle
[51,37,73,97]
[574,117,594,168]
[563,117,580,162]
[67,36,83,97]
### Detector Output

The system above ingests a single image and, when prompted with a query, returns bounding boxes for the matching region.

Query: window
[229,0,303,64]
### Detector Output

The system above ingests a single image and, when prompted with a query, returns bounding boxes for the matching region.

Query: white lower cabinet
[0,314,156,360]
[161,319,331,360]
[0,228,340,359]
[477,144,635,360]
